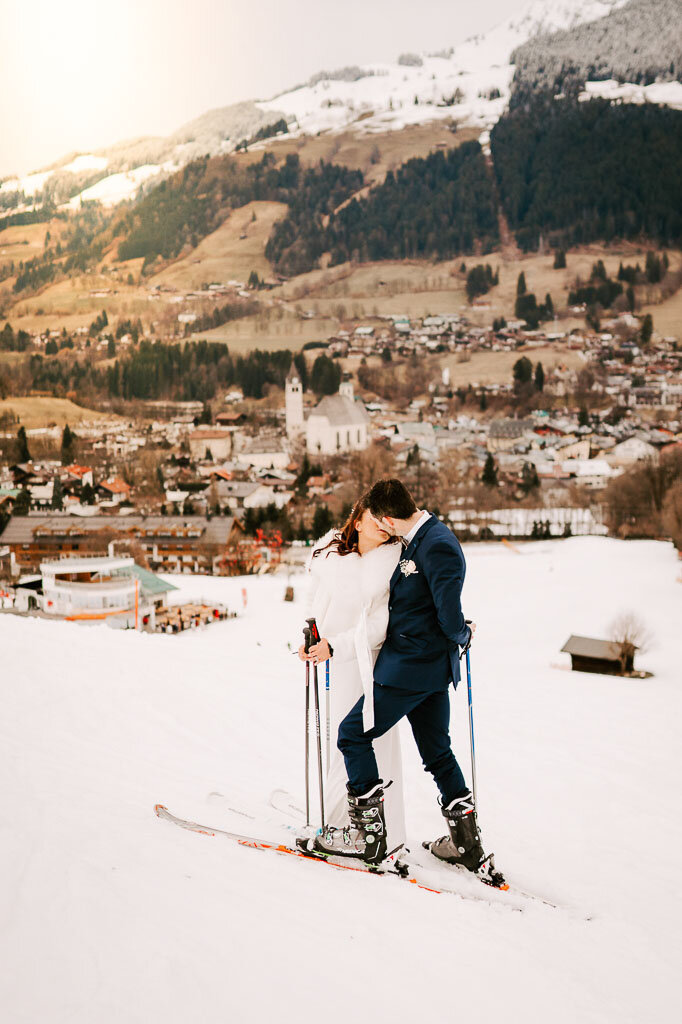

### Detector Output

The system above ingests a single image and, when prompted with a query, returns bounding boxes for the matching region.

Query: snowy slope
[257,0,629,138]
[1,537,680,1023]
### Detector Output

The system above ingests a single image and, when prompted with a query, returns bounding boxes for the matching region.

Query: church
[285,364,369,455]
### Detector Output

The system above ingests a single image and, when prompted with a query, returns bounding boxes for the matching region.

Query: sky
[1,0,528,178]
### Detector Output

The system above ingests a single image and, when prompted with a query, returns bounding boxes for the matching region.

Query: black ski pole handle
[459,618,473,659]
[303,626,313,653]
[306,617,321,643]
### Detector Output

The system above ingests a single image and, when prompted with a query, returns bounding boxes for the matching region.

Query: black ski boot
[313,782,388,865]
[424,791,507,887]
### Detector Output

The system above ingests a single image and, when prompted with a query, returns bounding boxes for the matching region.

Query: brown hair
[313,492,398,558]
[367,478,418,521]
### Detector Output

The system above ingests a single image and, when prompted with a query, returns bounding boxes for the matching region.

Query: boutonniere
[399,559,418,577]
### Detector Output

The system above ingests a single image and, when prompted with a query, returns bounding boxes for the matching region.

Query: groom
[314,478,494,878]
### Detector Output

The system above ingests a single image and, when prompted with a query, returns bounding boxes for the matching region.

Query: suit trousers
[337,683,467,804]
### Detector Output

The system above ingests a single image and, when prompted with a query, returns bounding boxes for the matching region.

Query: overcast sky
[2,0,527,178]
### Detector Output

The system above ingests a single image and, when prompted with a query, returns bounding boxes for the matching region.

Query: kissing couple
[299,477,499,882]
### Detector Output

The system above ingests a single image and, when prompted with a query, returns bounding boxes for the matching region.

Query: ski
[269,787,559,910]
[154,803,531,910]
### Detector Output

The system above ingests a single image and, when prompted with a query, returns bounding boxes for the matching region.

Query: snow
[580,79,682,111]
[0,170,52,197]
[65,163,173,209]
[1,537,680,1022]
[61,154,109,174]
[258,0,631,139]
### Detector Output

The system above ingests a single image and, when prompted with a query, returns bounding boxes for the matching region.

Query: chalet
[97,478,132,505]
[0,514,243,576]
[561,635,637,675]
[64,465,94,488]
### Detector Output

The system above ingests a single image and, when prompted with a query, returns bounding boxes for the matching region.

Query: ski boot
[313,782,388,865]
[424,790,507,888]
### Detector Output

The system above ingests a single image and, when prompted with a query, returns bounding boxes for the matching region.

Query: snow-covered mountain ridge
[1,0,637,211]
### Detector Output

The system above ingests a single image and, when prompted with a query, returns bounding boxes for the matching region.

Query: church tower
[339,374,354,401]
[285,362,304,437]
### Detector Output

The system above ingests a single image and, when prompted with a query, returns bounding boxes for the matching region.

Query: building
[30,555,178,628]
[188,430,233,462]
[606,437,658,468]
[97,478,132,505]
[285,363,305,438]
[0,514,243,576]
[560,635,637,675]
[306,380,369,455]
[487,419,536,453]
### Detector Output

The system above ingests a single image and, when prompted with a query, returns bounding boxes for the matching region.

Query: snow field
[0,537,680,1023]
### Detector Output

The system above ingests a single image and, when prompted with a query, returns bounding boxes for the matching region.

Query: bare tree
[608,611,653,673]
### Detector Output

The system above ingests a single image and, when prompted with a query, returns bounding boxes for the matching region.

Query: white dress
[306,534,406,850]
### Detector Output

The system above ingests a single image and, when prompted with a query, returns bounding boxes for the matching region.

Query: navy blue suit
[338,515,472,804]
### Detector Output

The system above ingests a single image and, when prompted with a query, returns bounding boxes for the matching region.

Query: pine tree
[640,314,653,347]
[553,250,566,269]
[534,362,545,392]
[544,293,554,318]
[51,476,64,510]
[312,504,334,537]
[578,406,590,427]
[516,271,527,296]
[14,488,30,516]
[61,424,75,464]
[16,426,30,463]
[482,453,498,487]
[513,356,533,387]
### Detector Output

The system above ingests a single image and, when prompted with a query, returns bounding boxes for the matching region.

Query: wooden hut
[560,635,637,676]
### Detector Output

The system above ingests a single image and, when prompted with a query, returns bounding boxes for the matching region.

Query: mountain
[511,0,682,102]
[255,0,629,142]
[0,0,634,212]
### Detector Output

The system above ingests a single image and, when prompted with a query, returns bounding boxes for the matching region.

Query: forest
[491,98,682,251]
[324,143,499,263]
[117,152,363,272]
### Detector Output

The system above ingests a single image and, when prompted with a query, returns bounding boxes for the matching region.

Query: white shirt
[404,509,431,547]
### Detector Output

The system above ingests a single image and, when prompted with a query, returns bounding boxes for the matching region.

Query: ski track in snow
[0,537,680,1022]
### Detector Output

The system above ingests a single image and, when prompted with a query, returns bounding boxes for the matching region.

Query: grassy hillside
[0,396,115,428]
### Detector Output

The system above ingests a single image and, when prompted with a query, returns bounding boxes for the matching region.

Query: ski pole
[465,648,478,812]
[312,659,325,829]
[325,661,331,769]
[306,617,326,828]
[303,626,312,827]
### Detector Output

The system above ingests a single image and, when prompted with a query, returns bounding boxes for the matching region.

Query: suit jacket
[374,515,471,693]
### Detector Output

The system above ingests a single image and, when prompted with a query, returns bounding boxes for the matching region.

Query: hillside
[0,538,680,1022]
[511,0,682,102]
[0,0,640,214]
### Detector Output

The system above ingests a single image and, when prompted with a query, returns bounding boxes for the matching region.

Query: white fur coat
[306,533,405,844]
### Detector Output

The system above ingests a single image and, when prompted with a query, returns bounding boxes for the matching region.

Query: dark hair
[313,491,399,558]
[366,478,418,520]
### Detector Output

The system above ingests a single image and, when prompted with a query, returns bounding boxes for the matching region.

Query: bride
[299,492,406,850]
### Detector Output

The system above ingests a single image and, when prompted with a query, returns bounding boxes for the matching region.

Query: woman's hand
[308,639,331,665]
[297,643,308,662]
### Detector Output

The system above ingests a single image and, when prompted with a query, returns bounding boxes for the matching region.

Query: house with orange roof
[97,477,132,505]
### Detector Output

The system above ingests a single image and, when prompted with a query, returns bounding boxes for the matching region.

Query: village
[0,290,681,628]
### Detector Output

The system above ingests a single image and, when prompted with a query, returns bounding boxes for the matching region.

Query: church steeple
[285,362,304,437]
